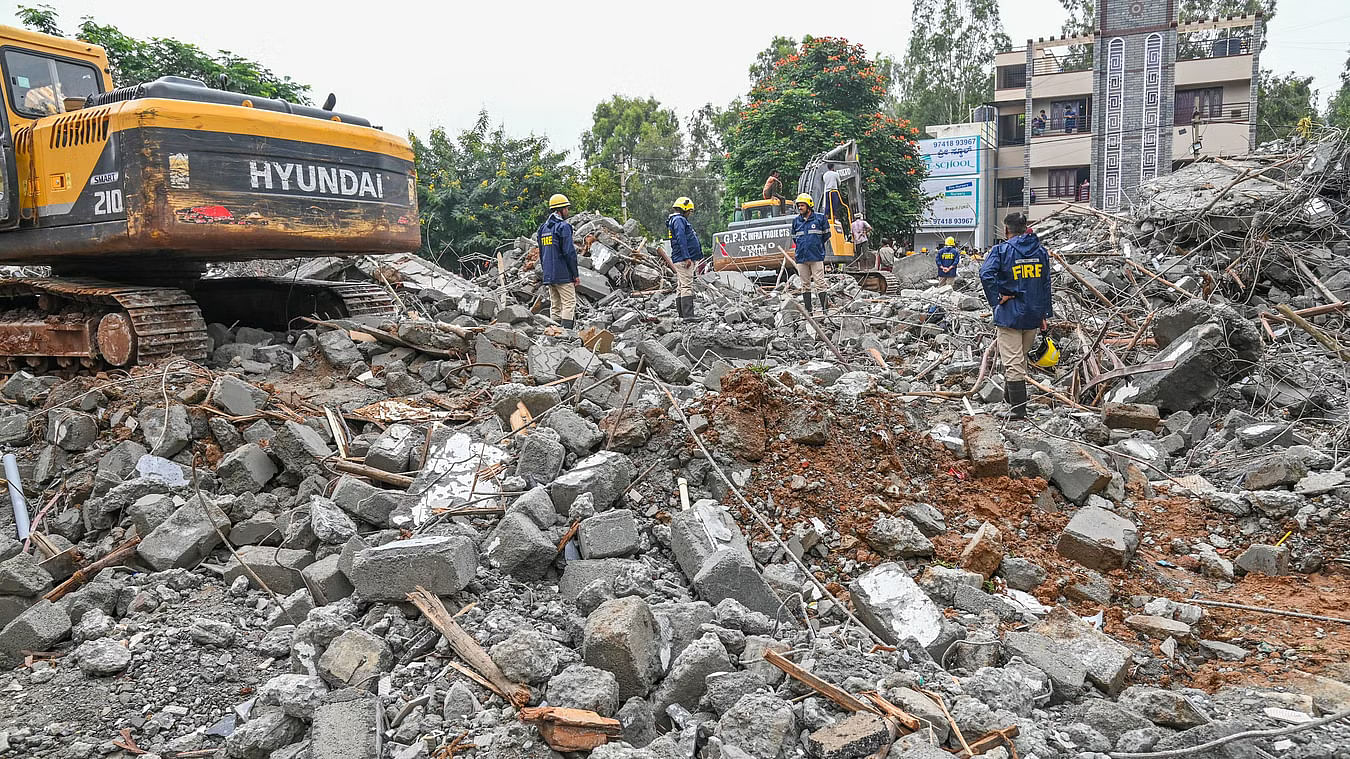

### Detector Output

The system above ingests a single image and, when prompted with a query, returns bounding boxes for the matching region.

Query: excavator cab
[0,25,419,371]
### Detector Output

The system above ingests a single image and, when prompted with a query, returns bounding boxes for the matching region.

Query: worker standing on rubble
[792,193,830,314]
[538,194,579,329]
[936,237,960,286]
[667,197,702,322]
[850,214,874,268]
[980,211,1053,420]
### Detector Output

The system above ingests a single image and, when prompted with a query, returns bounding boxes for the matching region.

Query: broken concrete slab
[961,415,1008,478]
[582,596,662,701]
[1057,506,1139,571]
[548,450,635,512]
[849,563,944,649]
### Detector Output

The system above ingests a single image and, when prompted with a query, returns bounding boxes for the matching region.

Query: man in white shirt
[821,163,843,224]
[850,214,874,268]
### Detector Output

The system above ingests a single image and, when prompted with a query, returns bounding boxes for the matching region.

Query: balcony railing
[1031,47,1094,77]
[1177,33,1253,61]
[1030,115,1091,136]
[1026,185,1090,205]
[1176,101,1251,125]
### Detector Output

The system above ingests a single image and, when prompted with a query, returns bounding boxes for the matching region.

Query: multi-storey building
[990,8,1262,225]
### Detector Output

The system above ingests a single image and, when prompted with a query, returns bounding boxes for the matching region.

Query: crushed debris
[1,134,1349,759]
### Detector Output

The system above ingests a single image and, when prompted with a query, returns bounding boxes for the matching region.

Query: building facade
[990,8,1261,225]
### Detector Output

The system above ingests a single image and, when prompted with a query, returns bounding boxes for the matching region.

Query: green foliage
[1257,71,1319,144]
[413,111,580,268]
[749,36,800,83]
[725,37,928,239]
[893,0,1010,133]
[1327,52,1350,131]
[16,4,61,36]
[15,7,310,103]
[577,94,727,245]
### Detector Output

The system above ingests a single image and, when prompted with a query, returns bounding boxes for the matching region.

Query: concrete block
[137,499,232,571]
[961,415,1008,478]
[848,563,943,648]
[957,522,1004,578]
[1233,543,1289,576]
[0,599,70,667]
[1003,630,1087,702]
[348,535,477,601]
[483,511,556,580]
[693,549,783,617]
[223,546,315,595]
[637,339,691,384]
[317,629,392,691]
[209,375,268,416]
[1057,506,1139,571]
[583,596,662,701]
[579,509,639,559]
[216,442,277,493]
[300,554,354,605]
[1102,403,1160,431]
[670,501,750,580]
[364,423,417,474]
[548,451,636,512]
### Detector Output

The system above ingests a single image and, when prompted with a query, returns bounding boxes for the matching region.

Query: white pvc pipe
[4,454,30,540]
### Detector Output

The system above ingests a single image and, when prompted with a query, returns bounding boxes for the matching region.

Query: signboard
[920,177,979,228]
[919,135,981,177]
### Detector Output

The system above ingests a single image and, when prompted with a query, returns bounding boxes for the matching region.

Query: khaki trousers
[996,326,1037,382]
[795,261,825,294]
[547,283,577,321]
[673,260,695,297]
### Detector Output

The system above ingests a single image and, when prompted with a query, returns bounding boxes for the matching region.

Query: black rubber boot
[1006,379,1027,420]
[560,318,575,329]
[802,292,814,313]
[681,296,697,322]
[817,293,830,314]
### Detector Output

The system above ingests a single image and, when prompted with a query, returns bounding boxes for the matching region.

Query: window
[997,64,1026,90]
[1049,169,1079,198]
[1175,87,1223,125]
[4,49,101,118]
[997,178,1024,207]
[998,114,1025,146]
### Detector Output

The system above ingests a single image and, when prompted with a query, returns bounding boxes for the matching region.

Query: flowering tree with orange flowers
[725,37,928,237]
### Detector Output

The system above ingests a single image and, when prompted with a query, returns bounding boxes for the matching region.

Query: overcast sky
[7,0,1348,157]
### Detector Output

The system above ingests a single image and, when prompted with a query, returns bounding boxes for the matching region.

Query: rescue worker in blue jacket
[979,212,1053,420]
[667,197,702,322]
[538,193,579,328]
[936,236,960,287]
[791,193,830,313]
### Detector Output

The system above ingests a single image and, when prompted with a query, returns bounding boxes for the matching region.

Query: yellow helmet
[1028,334,1060,368]
[945,237,956,246]
[795,193,814,207]
[548,193,571,209]
[673,197,694,211]
[921,247,928,252]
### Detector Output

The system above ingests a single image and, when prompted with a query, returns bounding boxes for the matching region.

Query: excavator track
[849,270,903,296]
[0,275,397,373]
[0,277,209,371]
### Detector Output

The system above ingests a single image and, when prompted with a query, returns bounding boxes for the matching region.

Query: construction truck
[0,25,420,371]
[712,141,899,294]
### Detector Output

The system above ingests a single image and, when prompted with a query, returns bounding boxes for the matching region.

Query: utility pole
[619,155,629,222]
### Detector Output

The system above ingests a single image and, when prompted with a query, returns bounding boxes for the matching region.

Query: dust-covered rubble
[0,137,1348,759]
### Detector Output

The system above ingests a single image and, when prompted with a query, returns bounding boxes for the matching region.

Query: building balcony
[1176,53,1254,87]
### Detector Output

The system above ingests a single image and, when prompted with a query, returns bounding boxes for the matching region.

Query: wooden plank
[407,587,531,707]
[763,649,876,714]
[333,459,414,489]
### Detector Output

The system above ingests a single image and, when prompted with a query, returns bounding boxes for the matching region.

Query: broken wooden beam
[407,586,531,707]
[519,707,622,752]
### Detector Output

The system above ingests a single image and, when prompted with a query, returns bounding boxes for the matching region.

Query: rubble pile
[0,136,1347,759]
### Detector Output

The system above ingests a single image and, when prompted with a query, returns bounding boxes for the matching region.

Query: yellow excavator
[0,25,421,371]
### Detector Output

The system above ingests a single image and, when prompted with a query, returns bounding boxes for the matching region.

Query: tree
[749,36,799,83]
[15,4,61,36]
[725,37,928,238]
[893,0,1010,133]
[15,6,310,103]
[1327,52,1350,131]
[413,111,580,268]
[579,95,690,239]
[1257,71,1318,143]
[1058,0,1095,36]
